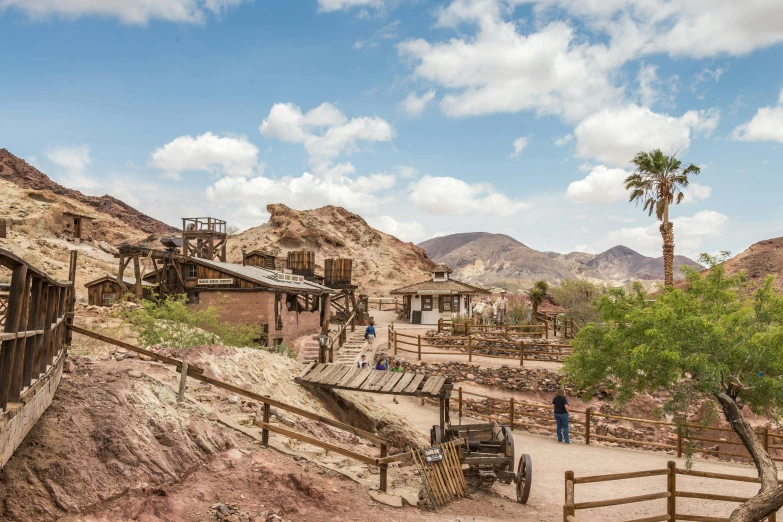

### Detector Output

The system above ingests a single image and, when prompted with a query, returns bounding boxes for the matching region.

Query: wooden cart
[431,422,532,503]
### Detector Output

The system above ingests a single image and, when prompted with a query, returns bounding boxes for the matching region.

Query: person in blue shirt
[365,321,376,345]
[375,357,387,371]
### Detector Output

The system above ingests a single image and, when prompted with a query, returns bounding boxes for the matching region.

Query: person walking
[553,389,570,444]
[365,321,376,345]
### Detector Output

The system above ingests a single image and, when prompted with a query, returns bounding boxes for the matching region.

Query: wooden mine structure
[287,250,316,279]
[182,217,227,262]
[322,257,367,327]
[243,249,279,270]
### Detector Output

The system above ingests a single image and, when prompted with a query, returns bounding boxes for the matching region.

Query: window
[102,292,117,306]
[187,264,197,279]
[441,296,452,312]
[422,295,433,311]
[434,271,445,279]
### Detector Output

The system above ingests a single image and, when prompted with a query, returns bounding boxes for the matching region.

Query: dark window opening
[422,295,433,311]
[434,272,445,279]
[188,292,199,304]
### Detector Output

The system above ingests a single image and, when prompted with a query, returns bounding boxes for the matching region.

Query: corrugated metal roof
[195,258,333,293]
[85,274,156,287]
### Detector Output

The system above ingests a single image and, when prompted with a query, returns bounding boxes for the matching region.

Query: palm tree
[625,149,700,287]
[529,280,549,320]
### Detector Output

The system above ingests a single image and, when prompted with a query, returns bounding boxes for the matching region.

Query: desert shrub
[549,279,606,325]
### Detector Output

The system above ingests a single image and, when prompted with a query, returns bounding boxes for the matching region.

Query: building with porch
[390,264,490,325]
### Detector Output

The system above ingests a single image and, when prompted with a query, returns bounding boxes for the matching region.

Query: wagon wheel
[498,426,515,481]
[516,454,532,504]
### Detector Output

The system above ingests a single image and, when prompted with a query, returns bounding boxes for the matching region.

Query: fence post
[564,470,575,522]
[394,332,398,357]
[458,387,463,419]
[417,335,422,361]
[380,443,388,493]
[177,361,189,403]
[519,340,524,366]
[677,425,683,458]
[438,318,441,333]
[585,408,591,445]
[667,460,676,520]
[505,324,509,340]
[545,320,549,339]
[261,402,270,446]
[509,397,515,430]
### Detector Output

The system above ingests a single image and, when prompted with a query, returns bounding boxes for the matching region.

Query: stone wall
[0,353,64,468]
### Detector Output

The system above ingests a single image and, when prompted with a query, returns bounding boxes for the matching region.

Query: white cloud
[779,88,783,105]
[317,0,382,12]
[0,0,249,24]
[511,135,531,157]
[733,106,783,143]
[394,165,419,179]
[681,182,712,203]
[554,134,573,147]
[46,145,95,189]
[603,210,728,257]
[408,175,530,216]
[398,15,623,121]
[636,62,678,107]
[150,132,261,180]
[574,105,720,167]
[369,216,427,242]
[260,102,394,167]
[399,90,436,116]
[564,165,630,204]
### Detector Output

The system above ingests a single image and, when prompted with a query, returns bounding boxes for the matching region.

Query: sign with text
[421,447,444,463]
[197,278,233,285]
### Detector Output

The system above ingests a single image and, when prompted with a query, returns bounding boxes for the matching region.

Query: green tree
[625,149,700,287]
[550,279,605,325]
[529,280,549,319]
[564,260,783,521]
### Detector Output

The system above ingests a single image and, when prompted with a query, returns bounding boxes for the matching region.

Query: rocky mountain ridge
[419,232,701,289]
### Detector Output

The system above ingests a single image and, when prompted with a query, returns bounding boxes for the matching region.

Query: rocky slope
[227,204,435,295]
[0,148,176,235]
[706,236,783,291]
[419,233,700,288]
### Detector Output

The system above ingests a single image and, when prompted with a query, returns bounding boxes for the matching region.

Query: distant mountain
[711,237,783,291]
[419,232,701,288]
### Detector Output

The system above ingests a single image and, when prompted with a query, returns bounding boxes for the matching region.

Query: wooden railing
[564,461,778,521]
[326,310,356,362]
[0,248,75,413]
[535,311,579,339]
[390,326,572,365]
[449,388,783,464]
[367,297,401,312]
[68,324,397,491]
[437,318,547,338]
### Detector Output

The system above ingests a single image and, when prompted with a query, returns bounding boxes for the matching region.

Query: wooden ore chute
[286,250,316,279]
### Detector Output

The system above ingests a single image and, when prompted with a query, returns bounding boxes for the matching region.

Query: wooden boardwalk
[296,363,450,398]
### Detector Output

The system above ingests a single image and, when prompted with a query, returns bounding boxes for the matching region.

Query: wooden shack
[85,275,157,306]
[62,211,93,242]
[244,249,280,270]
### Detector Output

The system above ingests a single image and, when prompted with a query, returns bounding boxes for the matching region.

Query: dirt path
[375,393,772,521]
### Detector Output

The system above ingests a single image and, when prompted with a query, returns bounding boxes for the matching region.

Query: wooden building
[243,249,285,271]
[61,211,93,243]
[85,275,157,306]
[390,264,490,325]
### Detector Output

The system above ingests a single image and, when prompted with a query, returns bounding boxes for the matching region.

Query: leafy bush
[549,279,606,325]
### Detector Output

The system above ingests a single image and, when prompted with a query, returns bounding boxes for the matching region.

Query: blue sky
[2,0,783,259]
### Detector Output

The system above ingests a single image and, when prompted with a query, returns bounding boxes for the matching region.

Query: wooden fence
[0,248,75,413]
[450,387,783,464]
[367,297,401,312]
[390,327,573,365]
[564,461,778,521]
[535,311,580,340]
[438,318,547,338]
[68,324,400,492]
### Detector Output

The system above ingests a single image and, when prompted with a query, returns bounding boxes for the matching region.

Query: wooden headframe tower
[324,258,366,327]
[182,217,227,262]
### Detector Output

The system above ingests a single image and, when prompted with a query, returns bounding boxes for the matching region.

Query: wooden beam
[0,264,28,409]
[133,255,142,298]
[255,421,378,466]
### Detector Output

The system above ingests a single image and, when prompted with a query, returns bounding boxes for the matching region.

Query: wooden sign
[422,447,444,463]
[197,278,233,285]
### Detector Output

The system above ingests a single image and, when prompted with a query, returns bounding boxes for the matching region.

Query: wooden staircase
[334,331,368,365]
[298,339,321,364]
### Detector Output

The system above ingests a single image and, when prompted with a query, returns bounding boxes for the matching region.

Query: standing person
[357,354,369,369]
[495,290,509,325]
[390,360,404,404]
[553,389,570,444]
[365,320,376,345]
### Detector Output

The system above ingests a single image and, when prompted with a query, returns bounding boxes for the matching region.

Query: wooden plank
[0,264,28,409]
[427,376,447,396]
[255,421,377,466]
[358,370,385,390]
[347,368,373,388]
[302,363,330,382]
[421,375,444,395]
[391,372,415,393]
[403,374,426,394]
[312,365,344,384]
[308,364,338,383]
[326,365,354,385]
[298,361,316,379]
[364,371,393,391]
[380,372,404,393]
[337,367,363,387]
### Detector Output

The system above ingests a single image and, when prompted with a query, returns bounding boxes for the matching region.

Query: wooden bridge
[0,248,75,468]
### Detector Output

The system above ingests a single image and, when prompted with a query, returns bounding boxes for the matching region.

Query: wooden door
[73,218,81,239]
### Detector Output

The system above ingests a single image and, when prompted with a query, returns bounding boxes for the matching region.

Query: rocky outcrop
[228,204,435,295]
[0,149,176,235]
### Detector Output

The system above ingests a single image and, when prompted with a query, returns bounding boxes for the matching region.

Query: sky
[1,0,783,259]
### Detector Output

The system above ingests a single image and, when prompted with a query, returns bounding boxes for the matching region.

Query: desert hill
[419,232,700,289]
[0,149,176,235]
[227,204,435,295]
[708,237,783,291]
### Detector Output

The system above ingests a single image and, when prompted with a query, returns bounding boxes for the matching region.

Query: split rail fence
[535,311,579,340]
[564,461,778,521]
[68,324,402,492]
[446,387,783,464]
[367,297,401,312]
[391,326,573,365]
[438,318,547,339]
[0,248,75,415]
